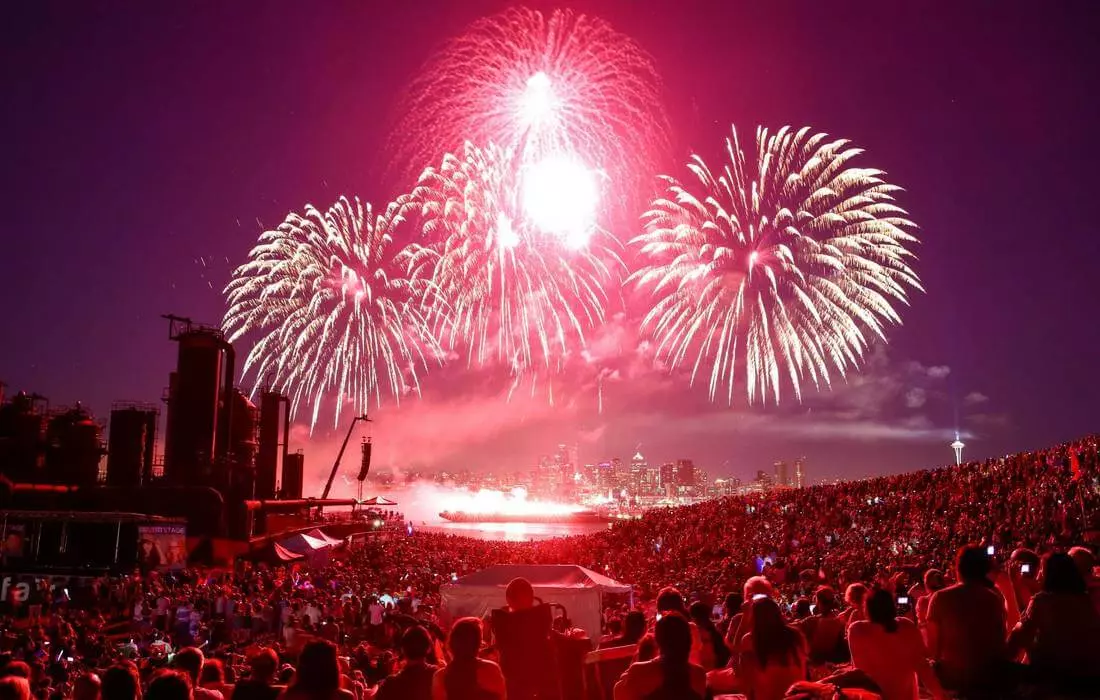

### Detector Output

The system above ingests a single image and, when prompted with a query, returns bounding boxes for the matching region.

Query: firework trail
[388,6,668,222]
[631,126,922,404]
[401,141,621,378]
[223,196,442,428]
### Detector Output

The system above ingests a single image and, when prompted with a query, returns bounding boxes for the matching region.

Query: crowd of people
[1,436,1098,699]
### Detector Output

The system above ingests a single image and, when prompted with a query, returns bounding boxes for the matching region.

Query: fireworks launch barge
[439,510,611,525]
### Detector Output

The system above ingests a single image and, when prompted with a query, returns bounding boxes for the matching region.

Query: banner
[137,525,187,570]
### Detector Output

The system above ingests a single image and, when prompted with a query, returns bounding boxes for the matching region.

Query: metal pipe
[243,498,359,511]
[281,394,291,481]
[216,341,236,463]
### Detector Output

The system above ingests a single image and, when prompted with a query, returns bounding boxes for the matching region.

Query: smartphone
[986,545,995,555]
[1021,563,1031,574]
[712,604,724,618]
[450,573,458,582]
[897,596,909,605]
[656,613,663,621]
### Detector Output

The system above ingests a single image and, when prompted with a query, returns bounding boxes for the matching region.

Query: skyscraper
[675,459,696,488]
[793,457,807,489]
[774,460,789,487]
[629,451,651,497]
[659,461,676,492]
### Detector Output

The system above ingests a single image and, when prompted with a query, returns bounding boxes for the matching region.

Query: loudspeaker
[357,439,372,482]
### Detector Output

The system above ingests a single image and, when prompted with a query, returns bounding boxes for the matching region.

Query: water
[379,485,610,542]
[417,520,608,542]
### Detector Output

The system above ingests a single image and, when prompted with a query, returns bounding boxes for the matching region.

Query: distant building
[714,476,741,496]
[659,461,676,491]
[596,461,616,490]
[793,457,807,489]
[754,469,775,490]
[774,460,789,487]
[629,451,654,497]
[675,459,696,488]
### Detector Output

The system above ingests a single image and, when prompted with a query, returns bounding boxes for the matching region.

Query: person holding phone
[1006,553,1100,694]
[924,545,1008,694]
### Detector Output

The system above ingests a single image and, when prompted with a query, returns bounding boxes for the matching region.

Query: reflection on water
[417,521,607,542]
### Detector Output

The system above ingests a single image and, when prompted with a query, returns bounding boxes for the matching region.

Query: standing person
[232,648,280,700]
[737,598,807,700]
[1007,553,1100,692]
[849,589,946,700]
[367,597,385,644]
[924,545,1008,693]
[280,640,355,700]
[613,613,706,700]
[375,626,437,700]
[431,618,505,700]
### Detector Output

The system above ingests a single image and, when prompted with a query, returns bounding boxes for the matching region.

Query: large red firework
[388,6,669,227]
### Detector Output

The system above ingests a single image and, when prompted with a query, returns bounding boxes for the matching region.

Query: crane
[320,414,370,500]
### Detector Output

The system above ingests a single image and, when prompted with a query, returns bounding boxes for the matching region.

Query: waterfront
[418,520,608,541]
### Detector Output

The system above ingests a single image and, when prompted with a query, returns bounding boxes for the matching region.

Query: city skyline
[3,2,1099,485]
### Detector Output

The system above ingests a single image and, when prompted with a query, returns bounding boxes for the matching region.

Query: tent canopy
[360,496,398,506]
[452,565,631,593]
[441,565,631,643]
[304,528,343,547]
[272,542,304,561]
[279,532,330,555]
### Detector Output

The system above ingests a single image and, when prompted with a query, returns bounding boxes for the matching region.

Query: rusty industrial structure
[0,314,382,573]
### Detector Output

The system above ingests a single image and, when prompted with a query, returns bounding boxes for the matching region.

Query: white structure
[441,564,631,642]
[951,436,965,466]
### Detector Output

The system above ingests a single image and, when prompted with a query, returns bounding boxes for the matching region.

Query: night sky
[3,1,1098,487]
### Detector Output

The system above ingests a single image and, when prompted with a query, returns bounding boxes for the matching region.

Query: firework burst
[388,6,668,220]
[223,196,442,428]
[632,126,922,404]
[402,141,621,377]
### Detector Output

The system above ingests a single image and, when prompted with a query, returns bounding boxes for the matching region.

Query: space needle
[950,435,965,466]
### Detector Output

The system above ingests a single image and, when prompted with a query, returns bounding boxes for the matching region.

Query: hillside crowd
[2,436,1098,700]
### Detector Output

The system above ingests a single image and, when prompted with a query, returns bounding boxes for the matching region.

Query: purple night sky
[3,1,1098,486]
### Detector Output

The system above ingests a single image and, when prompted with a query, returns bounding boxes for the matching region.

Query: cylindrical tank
[45,405,104,486]
[229,390,258,467]
[281,451,304,499]
[107,405,158,487]
[164,330,223,484]
[256,390,286,500]
[0,392,46,482]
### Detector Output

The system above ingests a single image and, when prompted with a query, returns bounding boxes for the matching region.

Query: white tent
[277,532,334,567]
[440,564,632,642]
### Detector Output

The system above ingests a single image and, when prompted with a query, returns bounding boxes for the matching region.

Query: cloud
[905,360,951,380]
[966,412,1012,431]
[904,388,927,409]
[624,408,965,444]
[964,391,989,405]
